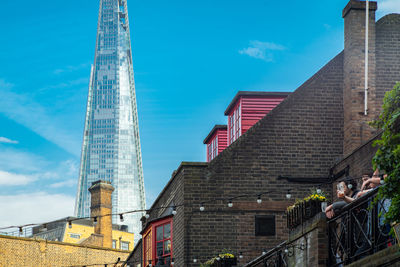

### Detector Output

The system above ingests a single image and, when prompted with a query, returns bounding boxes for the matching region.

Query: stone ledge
[346,245,400,267]
[289,212,326,242]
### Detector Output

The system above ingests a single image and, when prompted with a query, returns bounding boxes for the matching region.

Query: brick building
[0,235,129,267]
[126,0,400,266]
[0,181,131,267]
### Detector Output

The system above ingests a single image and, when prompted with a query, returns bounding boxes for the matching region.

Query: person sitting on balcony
[357,169,383,198]
[357,169,393,248]
[325,178,359,219]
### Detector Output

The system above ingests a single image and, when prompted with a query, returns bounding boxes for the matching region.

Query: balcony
[243,188,399,267]
[327,188,397,266]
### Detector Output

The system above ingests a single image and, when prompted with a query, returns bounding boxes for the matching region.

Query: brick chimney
[89,180,114,248]
[343,0,379,155]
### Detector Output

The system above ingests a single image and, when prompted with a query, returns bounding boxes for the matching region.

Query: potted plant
[286,189,327,229]
[201,251,237,267]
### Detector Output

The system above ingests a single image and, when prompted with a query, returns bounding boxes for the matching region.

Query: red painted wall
[241,96,286,134]
[206,128,228,162]
[227,96,287,144]
[216,129,228,154]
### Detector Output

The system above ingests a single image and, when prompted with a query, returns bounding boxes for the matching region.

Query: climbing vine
[370,82,400,225]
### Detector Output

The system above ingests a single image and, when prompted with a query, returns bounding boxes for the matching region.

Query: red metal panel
[205,129,228,161]
[241,96,287,134]
[216,129,228,153]
[227,99,242,145]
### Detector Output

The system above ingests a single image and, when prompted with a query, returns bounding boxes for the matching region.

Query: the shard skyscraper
[75,0,145,239]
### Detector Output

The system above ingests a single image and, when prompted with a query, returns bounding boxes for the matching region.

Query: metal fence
[327,188,396,266]
[0,227,33,238]
[243,242,289,267]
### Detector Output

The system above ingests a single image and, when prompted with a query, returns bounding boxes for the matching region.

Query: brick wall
[343,0,379,155]
[89,181,114,248]
[136,162,195,267]
[376,14,400,102]
[288,213,328,267]
[127,238,142,266]
[181,51,344,266]
[135,3,400,267]
[0,235,129,267]
[331,134,380,200]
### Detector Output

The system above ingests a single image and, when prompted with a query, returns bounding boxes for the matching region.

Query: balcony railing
[327,188,397,266]
[243,242,288,267]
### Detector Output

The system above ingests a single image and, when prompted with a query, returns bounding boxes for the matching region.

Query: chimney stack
[342,0,379,155]
[89,180,114,248]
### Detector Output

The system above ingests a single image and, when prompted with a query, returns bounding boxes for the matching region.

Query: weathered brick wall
[0,235,129,267]
[331,134,380,200]
[182,51,344,266]
[127,238,142,266]
[137,4,400,267]
[376,14,400,101]
[343,0,379,155]
[138,162,193,267]
[288,213,328,267]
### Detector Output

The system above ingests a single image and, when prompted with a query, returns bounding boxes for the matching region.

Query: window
[207,143,212,162]
[155,223,171,264]
[121,241,130,250]
[69,233,81,239]
[112,239,117,249]
[143,230,152,266]
[234,104,241,140]
[229,114,234,144]
[142,217,173,267]
[212,136,218,159]
[255,215,276,236]
[228,103,241,145]
[207,136,219,162]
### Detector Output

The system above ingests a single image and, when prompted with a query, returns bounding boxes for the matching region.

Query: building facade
[75,0,146,240]
[224,92,289,145]
[32,217,134,251]
[0,234,129,267]
[127,1,400,266]
[204,125,227,162]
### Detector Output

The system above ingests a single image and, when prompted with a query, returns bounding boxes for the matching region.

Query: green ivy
[370,82,400,225]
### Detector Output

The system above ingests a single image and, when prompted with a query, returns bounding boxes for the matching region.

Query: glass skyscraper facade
[75,0,145,239]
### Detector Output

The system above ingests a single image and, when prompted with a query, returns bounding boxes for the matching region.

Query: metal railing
[0,227,33,238]
[243,242,288,267]
[327,188,396,266]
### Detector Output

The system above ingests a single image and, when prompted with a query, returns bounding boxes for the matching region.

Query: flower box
[211,257,237,267]
[286,191,327,230]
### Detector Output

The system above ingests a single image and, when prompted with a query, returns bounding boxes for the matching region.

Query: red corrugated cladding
[204,125,227,162]
[241,96,286,133]
[226,94,288,145]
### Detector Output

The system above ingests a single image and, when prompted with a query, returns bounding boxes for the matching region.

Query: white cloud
[0,192,74,229]
[0,79,81,156]
[0,149,78,189]
[39,77,88,92]
[0,149,47,173]
[0,137,18,144]
[49,179,77,188]
[379,0,400,14]
[53,63,90,75]
[239,40,285,62]
[0,171,36,186]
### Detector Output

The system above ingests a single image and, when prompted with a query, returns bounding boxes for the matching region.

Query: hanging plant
[370,82,400,226]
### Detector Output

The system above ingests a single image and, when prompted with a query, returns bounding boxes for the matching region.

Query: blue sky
[0,0,399,229]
